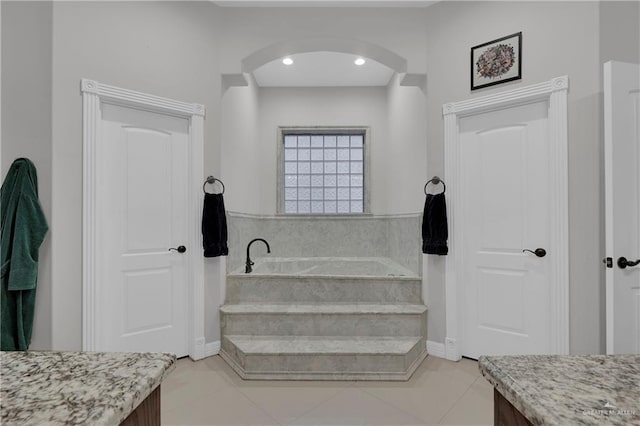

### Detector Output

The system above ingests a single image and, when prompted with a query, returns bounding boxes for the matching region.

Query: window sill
[275,212,374,219]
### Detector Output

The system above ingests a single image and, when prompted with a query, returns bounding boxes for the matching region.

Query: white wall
[599,1,640,65]
[5,0,431,351]
[424,1,603,354]
[5,1,630,354]
[220,76,261,215]
[222,85,387,214]
[221,78,427,216]
[0,2,4,178]
[218,7,429,75]
[50,1,222,349]
[384,73,428,215]
[217,6,431,218]
[1,1,53,350]
[258,86,389,214]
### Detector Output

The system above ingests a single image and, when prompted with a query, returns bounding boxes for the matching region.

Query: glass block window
[283,132,365,214]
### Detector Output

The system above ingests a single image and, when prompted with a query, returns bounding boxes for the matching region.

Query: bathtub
[225,256,422,308]
[232,257,418,278]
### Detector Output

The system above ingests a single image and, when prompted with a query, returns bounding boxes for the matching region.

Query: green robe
[1,158,48,351]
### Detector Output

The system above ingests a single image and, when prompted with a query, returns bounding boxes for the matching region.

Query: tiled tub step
[220,304,427,337]
[220,335,427,381]
[220,303,427,314]
[225,275,422,304]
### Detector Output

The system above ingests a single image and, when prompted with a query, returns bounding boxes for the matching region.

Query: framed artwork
[471,32,522,90]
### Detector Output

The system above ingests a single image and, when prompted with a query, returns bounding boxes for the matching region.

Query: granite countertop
[479,354,640,426]
[0,350,176,425]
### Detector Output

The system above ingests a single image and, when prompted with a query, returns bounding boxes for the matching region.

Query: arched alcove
[242,37,408,74]
[222,37,425,89]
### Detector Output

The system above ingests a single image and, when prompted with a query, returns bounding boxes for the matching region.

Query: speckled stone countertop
[479,355,640,426]
[0,351,176,425]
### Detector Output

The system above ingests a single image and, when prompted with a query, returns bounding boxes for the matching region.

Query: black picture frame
[471,32,522,91]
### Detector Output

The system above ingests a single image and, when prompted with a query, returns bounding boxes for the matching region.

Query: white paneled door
[605,61,640,355]
[459,101,553,359]
[98,103,189,357]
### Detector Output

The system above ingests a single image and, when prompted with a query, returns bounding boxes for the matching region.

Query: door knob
[168,245,187,253]
[523,248,546,258]
[617,256,640,269]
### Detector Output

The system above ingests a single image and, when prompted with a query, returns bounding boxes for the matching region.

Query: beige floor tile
[202,355,236,372]
[235,378,355,390]
[357,370,473,424]
[203,356,250,386]
[420,357,480,387]
[162,387,279,426]
[160,355,492,426]
[177,356,213,370]
[473,376,493,393]
[162,369,234,412]
[349,356,433,391]
[237,381,346,424]
[438,377,493,426]
[174,356,232,376]
[286,388,426,425]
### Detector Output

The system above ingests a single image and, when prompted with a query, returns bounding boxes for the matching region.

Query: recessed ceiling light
[354,58,366,66]
[282,57,293,65]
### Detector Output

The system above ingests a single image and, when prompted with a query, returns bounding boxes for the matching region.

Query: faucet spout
[245,238,271,274]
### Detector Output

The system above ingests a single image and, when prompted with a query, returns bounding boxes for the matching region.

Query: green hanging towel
[1,158,48,351]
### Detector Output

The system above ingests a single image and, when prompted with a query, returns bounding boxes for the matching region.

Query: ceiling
[216,0,434,86]
[213,0,435,7]
[252,51,395,87]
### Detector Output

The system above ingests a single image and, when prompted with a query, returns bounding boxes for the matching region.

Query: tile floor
[161,355,493,426]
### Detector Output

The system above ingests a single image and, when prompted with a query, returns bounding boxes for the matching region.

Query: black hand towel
[422,192,448,255]
[202,193,229,257]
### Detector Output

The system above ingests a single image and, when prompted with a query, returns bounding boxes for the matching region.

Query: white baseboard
[426,340,446,358]
[191,337,206,361]
[204,341,220,357]
[445,337,461,361]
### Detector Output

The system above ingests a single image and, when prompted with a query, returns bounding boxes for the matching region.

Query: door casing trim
[81,78,206,360]
[442,76,570,360]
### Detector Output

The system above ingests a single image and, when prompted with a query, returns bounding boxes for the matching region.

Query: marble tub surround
[221,335,426,381]
[232,256,417,277]
[220,304,426,338]
[226,212,421,275]
[225,274,422,304]
[222,212,426,380]
[479,354,640,426]
[0,350,176,425]
[220,258,427,380]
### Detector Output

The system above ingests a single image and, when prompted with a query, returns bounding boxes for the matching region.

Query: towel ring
[203,176,225,195]
[424,176,446,195]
